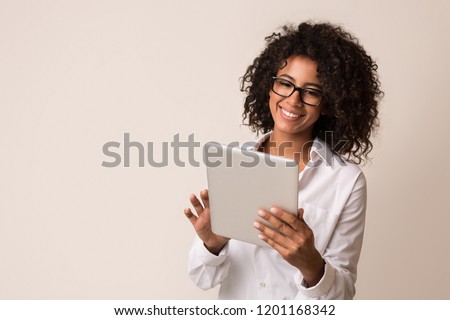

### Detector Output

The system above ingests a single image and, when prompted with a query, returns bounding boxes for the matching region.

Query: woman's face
[269,55,323,139]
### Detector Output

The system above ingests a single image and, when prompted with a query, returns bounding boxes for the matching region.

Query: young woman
[184,21,382,299]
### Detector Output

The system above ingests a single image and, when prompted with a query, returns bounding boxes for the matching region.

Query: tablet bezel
[203,141,299,247]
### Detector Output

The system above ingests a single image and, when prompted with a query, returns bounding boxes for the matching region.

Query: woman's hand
[184,189,229,255]
[253,207,325,287]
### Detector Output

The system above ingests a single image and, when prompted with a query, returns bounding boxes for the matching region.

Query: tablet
[203,141,299,247]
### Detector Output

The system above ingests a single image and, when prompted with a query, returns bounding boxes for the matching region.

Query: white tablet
[203,141,299,247]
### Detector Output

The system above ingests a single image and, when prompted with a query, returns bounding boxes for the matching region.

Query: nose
[286,89,304,107]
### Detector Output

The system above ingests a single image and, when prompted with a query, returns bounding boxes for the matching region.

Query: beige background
[1,0,449,299]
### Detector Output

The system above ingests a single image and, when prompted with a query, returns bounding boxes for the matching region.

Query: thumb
[297,208,305,221]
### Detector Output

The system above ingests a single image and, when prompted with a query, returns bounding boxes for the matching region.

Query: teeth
[281,108,299,118]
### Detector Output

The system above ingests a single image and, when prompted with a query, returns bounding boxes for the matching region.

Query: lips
[279,106,303,120]
[281,108,299,118]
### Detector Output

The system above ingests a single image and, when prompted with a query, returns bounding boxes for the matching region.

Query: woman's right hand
[184,189,229,255]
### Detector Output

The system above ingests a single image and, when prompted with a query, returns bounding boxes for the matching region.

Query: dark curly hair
[241,21,382,164]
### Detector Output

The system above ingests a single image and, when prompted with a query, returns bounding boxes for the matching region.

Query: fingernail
[258,234,265,240]
[270,207,279,215]
[253,221,261,228]
[257,210,266,218]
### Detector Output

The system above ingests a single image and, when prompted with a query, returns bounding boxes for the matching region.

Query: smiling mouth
[280,107,301,119]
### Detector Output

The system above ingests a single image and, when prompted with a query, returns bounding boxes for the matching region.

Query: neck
[264,129,314,166]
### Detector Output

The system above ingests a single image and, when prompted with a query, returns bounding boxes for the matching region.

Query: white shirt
[187,132,367,299]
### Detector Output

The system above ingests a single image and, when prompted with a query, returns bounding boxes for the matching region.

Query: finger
[184,208,198,225]
[297,208,305,222]
[253,220,289,249]
[269,207,306,231]
[256,209,296,237]
[200,189,210,208]
[189,194,205,215]
[259,232,289,256]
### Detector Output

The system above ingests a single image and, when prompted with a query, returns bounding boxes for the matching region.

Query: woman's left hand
[253,207,325,287]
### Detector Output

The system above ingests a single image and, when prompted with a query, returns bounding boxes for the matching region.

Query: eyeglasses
[271,77,323,107]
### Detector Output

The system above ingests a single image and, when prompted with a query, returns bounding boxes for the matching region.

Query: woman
[184,21,382,299]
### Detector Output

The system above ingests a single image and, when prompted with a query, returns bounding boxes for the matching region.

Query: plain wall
[1,0,449,299]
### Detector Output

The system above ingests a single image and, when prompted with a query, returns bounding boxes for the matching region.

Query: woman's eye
[279,80,293,88]
[304,89,322,97]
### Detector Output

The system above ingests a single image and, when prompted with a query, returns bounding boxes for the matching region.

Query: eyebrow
[278,74,323,90]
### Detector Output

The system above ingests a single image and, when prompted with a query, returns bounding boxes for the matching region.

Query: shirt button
[259,282,266,288]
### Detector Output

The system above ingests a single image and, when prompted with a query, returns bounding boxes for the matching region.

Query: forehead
[276,55,319,84]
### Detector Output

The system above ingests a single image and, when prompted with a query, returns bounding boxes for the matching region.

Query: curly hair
[240,21,383,164]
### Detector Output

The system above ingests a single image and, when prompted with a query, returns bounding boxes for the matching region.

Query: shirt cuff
[192,236,229,267]
[295,260,335,298]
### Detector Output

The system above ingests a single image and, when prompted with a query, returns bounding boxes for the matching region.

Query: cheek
[310,109,323,125]
[268,92,280,113]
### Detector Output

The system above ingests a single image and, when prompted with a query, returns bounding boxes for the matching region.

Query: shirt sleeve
[294,171,367,299]
[187,236,231,290]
